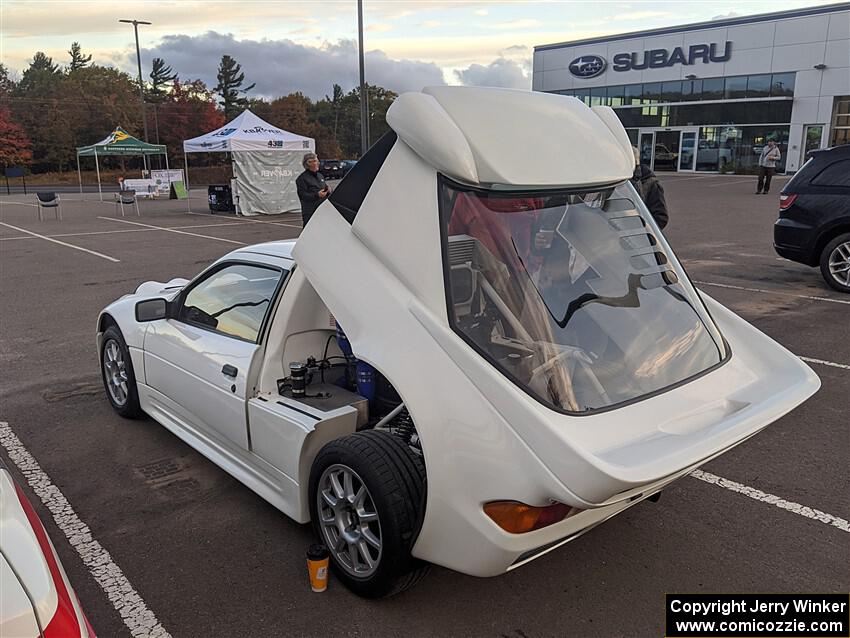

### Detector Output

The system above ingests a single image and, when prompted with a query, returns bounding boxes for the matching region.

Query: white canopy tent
[183,110,315,215]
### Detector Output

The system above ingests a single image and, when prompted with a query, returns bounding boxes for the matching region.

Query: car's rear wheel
[308,430,428,598]
[100,325,143,418]
[819,233,850,293]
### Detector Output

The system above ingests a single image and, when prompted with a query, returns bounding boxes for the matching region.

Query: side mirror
[135,298,170,322]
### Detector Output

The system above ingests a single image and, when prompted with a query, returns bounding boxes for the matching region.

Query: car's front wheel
[100,324,143,418]
[820,233,850,293]
[308,430,428,598]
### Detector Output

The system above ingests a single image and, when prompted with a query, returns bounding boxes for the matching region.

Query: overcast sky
[1,0,832,99]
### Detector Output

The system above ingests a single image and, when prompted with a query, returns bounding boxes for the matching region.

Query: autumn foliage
[1,47,396,174]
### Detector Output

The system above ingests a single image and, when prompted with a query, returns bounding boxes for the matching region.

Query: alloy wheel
[102,339,129,406]
[828,240,850,287]
[317,464,382,578]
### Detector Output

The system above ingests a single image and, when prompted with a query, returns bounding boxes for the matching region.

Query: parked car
[0,458,95,637]
[319,159,345,180]
[652,144,678,169]
[696,140,733,170]
[98,87,818,598]
[774,144,850,293]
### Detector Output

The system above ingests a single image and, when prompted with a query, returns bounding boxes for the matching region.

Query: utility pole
[119,19,152,142]
[357,0,369,155]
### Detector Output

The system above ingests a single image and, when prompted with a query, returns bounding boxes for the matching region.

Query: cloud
[474,9,489,16]
[454,57,530,90]
[142,32,446,100]
[712,11,741,20]
[488,19,543,30]
[421,20,442,28]
[610,10,672,21]
[366,23,394,33]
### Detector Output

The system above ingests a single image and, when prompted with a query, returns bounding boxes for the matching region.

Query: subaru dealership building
[533,3,850,173]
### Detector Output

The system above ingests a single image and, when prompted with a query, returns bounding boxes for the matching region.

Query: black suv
[774,144,850,293]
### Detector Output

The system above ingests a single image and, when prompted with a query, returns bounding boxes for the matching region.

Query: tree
[68,42,92,72]
[18,52,61,93]
[157,79,225,160]
[0,104,33,168]
[149,57,177,103]
[0,63,15,95]
[214,55,255,119]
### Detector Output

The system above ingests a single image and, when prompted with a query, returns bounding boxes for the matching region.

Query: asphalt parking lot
[1,176,847,638]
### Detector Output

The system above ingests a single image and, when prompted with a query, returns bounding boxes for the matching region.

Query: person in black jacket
[630,147,669,229]
[296,153,330,226]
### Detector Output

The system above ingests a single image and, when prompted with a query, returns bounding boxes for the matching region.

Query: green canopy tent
[76,127,169,201]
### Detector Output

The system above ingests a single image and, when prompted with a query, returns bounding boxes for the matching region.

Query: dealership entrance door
[638,128,698,172]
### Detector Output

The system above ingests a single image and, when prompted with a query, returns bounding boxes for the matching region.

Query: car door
[144,261,286,450]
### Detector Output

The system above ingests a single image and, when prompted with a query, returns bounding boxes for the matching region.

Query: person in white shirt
[756,140,781,194]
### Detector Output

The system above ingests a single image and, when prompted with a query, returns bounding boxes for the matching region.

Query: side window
[179,263,284,342]
[811,160,850,188]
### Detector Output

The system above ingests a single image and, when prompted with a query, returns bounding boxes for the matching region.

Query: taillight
[779,193,797,210]
[484,500,581,534]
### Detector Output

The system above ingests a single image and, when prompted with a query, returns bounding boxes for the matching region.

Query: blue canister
[335,323,353,358]
[355,361,376,404]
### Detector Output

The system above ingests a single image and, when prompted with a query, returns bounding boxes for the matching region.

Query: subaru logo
[569,55,606,78]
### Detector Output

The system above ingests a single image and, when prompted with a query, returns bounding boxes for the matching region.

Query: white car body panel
[0,468,90,637]
[0,469,58,633]
[100,87,819,579]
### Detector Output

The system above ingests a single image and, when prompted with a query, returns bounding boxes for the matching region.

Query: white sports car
[97,87,819,597]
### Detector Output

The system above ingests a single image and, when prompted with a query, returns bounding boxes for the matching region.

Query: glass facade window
[661,81,683,102]
[702,78,724,100]
[747,74,772,98]
[590,86,607,106]
[616,101,793,128]
[642,82,662,103]
[547,72,797,107]
[724,76,748,99]
[624,84,643,106]
[770,73,795,97]
[682,79,703,101]
[696,126,790,173]
[607,85,624,106]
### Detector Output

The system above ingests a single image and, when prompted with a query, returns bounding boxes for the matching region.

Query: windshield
[439,178,726,413]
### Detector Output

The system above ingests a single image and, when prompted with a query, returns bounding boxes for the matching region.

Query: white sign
[150,169,184,194]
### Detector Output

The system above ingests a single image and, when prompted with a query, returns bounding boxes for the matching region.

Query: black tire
[100,324,143,418]
[308,430,428,598]
[819,233,850,293]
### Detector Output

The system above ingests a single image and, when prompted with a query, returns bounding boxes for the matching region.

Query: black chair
[114,189,140,217]
[35,192,62,221]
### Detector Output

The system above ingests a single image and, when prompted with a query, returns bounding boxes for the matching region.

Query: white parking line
[0,421,172,638]
[98,217,246,245]
[186,211,302,229]
[691,470,849,533]
[0,221,120,262]
[799,356,850,371]
[0,200,39,207]
[695,280,850,305]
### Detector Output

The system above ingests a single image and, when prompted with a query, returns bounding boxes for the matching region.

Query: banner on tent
[232,151,302,215]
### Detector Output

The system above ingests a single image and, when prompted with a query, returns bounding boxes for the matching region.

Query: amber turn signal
[484,500,580,534]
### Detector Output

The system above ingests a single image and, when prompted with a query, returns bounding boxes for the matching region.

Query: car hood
[132,277,189,299]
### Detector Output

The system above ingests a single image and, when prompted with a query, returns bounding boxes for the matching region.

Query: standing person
[756,139,781,194]
[296,153,330,227]
[630,147,669,229]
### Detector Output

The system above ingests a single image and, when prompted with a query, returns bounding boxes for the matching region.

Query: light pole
[119,19,151,142]
[357,0,369,155]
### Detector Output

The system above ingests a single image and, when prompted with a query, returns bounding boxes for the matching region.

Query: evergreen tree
[0,63,15,95]
[214,55,255,119]
[149,57,178,103]
[30,52,59,73]
[68,42,92,72]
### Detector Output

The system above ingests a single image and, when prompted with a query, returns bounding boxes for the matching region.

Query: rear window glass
[812,160,850,187]
[439,178,726,413]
